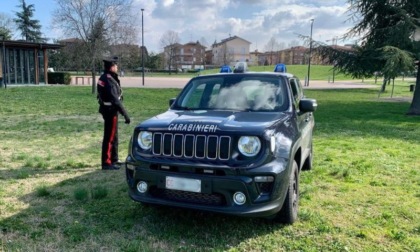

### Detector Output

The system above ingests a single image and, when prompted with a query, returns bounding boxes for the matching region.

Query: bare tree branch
[52,0,138,93]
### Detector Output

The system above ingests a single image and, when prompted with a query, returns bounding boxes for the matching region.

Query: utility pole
[306,19,314,87]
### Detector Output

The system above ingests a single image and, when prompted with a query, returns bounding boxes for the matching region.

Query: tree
[14,0,44,42]
[53,0,138,94]
[146,52,163,70]
[264,36,280,65]
[0,13,14,40]
[314,0,420,115]
[160,30,180,74]
[49,38,90,72]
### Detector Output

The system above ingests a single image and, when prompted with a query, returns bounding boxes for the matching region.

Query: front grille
[152,133,231,160]
[149,187,226,206]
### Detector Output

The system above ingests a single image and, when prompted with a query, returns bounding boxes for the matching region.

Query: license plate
[166,176,201,193]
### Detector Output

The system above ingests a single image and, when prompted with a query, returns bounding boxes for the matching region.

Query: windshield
[173,74,289,112]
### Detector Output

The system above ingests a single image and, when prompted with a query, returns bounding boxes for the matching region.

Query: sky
[0,0,357,53]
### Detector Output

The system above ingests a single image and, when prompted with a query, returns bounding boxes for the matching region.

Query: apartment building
[211,36,251,66]
[163,41,206,71]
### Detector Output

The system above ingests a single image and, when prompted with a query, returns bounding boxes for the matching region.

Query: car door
[289,77,312,165]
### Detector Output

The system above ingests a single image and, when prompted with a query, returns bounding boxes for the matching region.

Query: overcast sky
[0,0,357,53]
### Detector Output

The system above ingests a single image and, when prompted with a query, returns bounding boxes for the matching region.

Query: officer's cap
[103,57,118,70]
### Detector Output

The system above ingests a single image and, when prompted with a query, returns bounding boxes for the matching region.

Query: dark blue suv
[126,71,317,224]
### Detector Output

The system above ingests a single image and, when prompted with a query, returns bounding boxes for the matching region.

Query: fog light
[254,176,274,182]
[137,181,148,193]
[126,163,135,170]
[233,192,246,205]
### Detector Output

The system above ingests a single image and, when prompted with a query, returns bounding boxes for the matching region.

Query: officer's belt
[102,96,121,106]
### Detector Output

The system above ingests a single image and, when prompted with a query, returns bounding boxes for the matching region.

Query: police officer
[97,58,130,170]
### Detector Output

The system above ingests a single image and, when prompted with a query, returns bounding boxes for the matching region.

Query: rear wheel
[273,161,299,224]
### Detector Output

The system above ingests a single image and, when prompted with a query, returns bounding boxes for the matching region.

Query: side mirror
[169,98,176,107]
[299,99,317,113]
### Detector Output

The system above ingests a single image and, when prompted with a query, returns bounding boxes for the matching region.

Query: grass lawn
[0,83,419,251]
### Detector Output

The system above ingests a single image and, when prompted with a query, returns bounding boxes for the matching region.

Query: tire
[302,143,313,171]
[273,160,299,224]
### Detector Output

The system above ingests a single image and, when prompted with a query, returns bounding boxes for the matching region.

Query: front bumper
[125,157,291,218]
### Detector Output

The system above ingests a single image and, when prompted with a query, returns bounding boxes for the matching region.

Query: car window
[175,75,289,112]
[289,78,302,103]
[181,83,206,108]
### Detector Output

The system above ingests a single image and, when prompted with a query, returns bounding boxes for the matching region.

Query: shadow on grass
[0,168,285,251]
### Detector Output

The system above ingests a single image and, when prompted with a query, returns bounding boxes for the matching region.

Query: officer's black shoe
[102,164,120,170]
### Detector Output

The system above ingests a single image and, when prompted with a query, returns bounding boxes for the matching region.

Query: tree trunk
[91,70,96,94]
[407,62,420,115]
[380,77,388,92]
[91,61,97,94]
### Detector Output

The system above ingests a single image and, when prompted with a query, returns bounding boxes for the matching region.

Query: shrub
[48,72,72,85]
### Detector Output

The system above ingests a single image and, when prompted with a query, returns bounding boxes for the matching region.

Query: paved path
[71,76,377,89]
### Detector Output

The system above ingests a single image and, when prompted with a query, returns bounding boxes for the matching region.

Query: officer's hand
[124,116,131,124]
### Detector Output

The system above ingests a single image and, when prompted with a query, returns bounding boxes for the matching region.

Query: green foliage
[146,52,163,70]
[47,72,72,85]
[0,13,14,40]
[13,0,44,42]
[314,0,420,113]
[348,0,418,52]
[314,1,420,77]
[381,46,415,78]
[0,27,12,40]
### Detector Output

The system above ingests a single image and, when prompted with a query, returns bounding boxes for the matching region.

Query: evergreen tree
[314,0,420,115]
[14,0,45,42]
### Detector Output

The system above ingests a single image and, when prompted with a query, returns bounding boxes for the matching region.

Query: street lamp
[306,19,314,87]
[141,8,145,86]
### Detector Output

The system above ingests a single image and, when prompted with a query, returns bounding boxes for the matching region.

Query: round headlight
[238,136,261,157]
[137,131,152,150]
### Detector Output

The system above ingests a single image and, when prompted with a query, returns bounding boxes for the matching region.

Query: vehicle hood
[138,109,290,134]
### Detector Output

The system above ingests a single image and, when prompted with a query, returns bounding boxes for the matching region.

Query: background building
[212,36,251,66]
[163,41,206,71]
[0,40,61,85]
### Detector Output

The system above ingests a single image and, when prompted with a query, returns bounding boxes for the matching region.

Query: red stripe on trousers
[105,115,117,165]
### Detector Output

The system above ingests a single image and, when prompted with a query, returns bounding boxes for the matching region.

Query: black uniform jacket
[97,71,128,117]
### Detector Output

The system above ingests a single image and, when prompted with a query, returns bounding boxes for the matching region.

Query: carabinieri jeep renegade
[125,69,317,224]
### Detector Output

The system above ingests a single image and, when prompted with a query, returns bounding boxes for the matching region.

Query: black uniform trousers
[101,112,119,166]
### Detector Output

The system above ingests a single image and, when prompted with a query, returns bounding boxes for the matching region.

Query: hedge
[48,72,72,85]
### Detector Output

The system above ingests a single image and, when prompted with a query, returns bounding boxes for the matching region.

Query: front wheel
[272,160,299,224]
